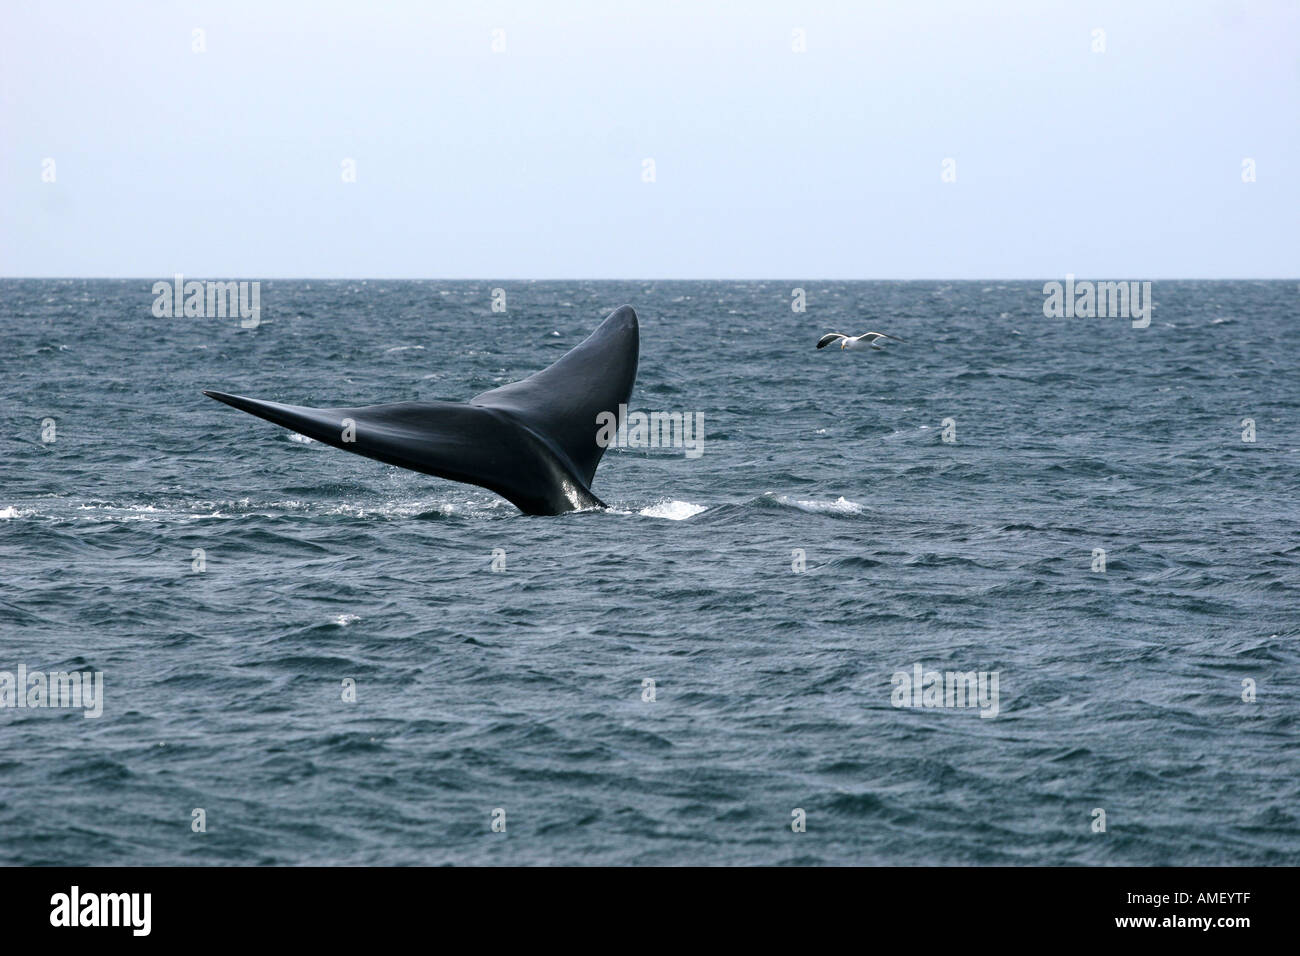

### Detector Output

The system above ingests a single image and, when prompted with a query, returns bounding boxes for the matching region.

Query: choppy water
[2,279,1297,865]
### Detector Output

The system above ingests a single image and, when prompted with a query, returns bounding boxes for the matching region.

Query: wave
[635,500,707,520]
[765,493,864,515]
[0,495,514,523]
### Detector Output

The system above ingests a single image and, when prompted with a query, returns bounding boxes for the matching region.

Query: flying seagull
[816,331,904,351]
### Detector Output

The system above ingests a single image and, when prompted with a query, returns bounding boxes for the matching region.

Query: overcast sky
[2,1,1296,278]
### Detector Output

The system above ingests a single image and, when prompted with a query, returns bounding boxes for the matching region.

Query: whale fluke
[204,305,639,515]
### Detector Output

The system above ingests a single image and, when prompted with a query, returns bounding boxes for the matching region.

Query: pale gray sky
[2,0,1297,278]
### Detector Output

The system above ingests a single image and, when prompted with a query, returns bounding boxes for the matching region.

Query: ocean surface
[1,278,1297,866]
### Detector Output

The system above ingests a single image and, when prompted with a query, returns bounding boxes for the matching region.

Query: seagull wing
[817,333,849,349]
[863,332,904,343]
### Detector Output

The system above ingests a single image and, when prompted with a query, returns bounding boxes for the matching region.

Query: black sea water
[1,279,1296,865]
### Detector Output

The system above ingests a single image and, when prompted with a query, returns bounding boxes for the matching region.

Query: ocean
[1,278,1296,865]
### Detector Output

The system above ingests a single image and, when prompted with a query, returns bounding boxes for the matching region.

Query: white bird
[816,331,904,351]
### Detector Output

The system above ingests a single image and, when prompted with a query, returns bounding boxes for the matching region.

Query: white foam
[776,495,863,515]
[638,500,707,520]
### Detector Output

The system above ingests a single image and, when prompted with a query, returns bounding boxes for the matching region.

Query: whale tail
[204,305,639,515]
